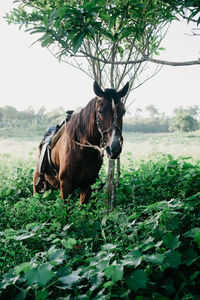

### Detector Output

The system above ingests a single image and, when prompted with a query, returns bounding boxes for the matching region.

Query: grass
[123,131,200,160]
[1,129,200,160]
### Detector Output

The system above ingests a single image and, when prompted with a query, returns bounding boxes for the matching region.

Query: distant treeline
[0,105,199,133]
[124,105,200,133]
[124,117,170,133]
[0,106,66,131]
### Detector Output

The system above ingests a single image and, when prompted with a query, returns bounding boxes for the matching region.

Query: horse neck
[75,98,101,146]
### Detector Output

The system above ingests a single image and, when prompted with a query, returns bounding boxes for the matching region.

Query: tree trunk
[116,156,120,187]
[106,158,116,210]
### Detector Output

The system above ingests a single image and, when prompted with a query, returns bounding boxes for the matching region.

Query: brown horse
[33,81,129,204]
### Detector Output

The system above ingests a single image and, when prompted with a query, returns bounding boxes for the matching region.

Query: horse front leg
[33,168,39,194]
[60,177,72,203]
[80,186,92,205]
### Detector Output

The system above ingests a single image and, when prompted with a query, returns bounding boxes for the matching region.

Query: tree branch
[78,50,200,66]
[148,58,200,66]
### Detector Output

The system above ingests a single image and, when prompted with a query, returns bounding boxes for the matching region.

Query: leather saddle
[35,110,73,193]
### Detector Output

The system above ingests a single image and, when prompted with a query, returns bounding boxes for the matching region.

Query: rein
[72,139,105,156]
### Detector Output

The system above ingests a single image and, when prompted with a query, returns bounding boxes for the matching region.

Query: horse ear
[118,82,129,98]
[93,81,104,97]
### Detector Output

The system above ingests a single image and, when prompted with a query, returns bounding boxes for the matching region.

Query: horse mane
[66,98,98,148]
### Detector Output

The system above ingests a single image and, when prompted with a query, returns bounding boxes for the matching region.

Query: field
[1,129,200,160]
[0,129,200,299]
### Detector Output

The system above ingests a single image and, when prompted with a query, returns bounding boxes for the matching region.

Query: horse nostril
[106,143,122,159]
[110,140,122,159]
[106,146,111,157]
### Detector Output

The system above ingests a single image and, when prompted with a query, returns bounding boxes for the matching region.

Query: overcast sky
[0,2,199,116]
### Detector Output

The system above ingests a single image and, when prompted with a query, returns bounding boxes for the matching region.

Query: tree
[169,106,199,132]
[5,0,200,205]
[146,105,159,118]
[1,106,18,127]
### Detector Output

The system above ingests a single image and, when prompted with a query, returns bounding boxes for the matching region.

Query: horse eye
[122,109,126,116]
[98,109,105,114]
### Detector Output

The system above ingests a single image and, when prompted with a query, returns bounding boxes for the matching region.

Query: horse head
[94,81,129,159]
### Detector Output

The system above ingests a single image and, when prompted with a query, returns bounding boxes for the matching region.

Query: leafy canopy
[6,1,173,54]
[5,1,200,89]
[6,0,199,61]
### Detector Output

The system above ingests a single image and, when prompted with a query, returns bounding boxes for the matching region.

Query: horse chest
[72,151,102,187]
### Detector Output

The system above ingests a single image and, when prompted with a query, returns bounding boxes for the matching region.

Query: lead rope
[72,139,105,157]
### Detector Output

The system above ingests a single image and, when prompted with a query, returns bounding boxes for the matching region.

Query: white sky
[0,2,199,116]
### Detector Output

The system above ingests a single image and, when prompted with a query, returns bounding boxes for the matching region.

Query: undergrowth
[0,154,200,299]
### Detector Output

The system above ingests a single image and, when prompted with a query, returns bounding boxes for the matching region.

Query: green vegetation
[124,105,200,133]
[169,106,199,132]
[0,105,66,131]
[0,133,200,299]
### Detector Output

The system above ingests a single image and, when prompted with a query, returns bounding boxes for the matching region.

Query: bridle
[72,98,123,156]
[95,98,123,149]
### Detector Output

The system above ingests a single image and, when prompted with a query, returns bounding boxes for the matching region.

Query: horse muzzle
[106,130,122,159]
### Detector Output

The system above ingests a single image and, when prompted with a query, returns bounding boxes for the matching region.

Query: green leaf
[165,250,182,269]
[36,289,49,300]
[25,263,55,287]
[188,9,199,22]
[105,265,123,283]
[52,238,61,244]
[41,37,54,47]
[140,236,155,251]
[185,227,200,238]
[63,223,73,231]
[126,269,149,292]
[184,248,198,266]
[62,238,77,249]
[163,234,180,250]
[43,14,49,28]
[96,260,110,271]
[48,249,66,264]
[15,232,35,240]
[109,14,117,29]
[104,281,113,288]
[102,244,117,251]
[146,253,165,265]
[190,271,200,281]
[73,33,85,54]
[117,45,124,58]
[120,27,133,39]
[58,271,80,289]
[185,227,200,246]
[0,273,19,289]
[122,250,142,267]
[15,262,32,275]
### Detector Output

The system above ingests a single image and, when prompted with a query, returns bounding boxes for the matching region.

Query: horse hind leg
[80,186,92,205]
